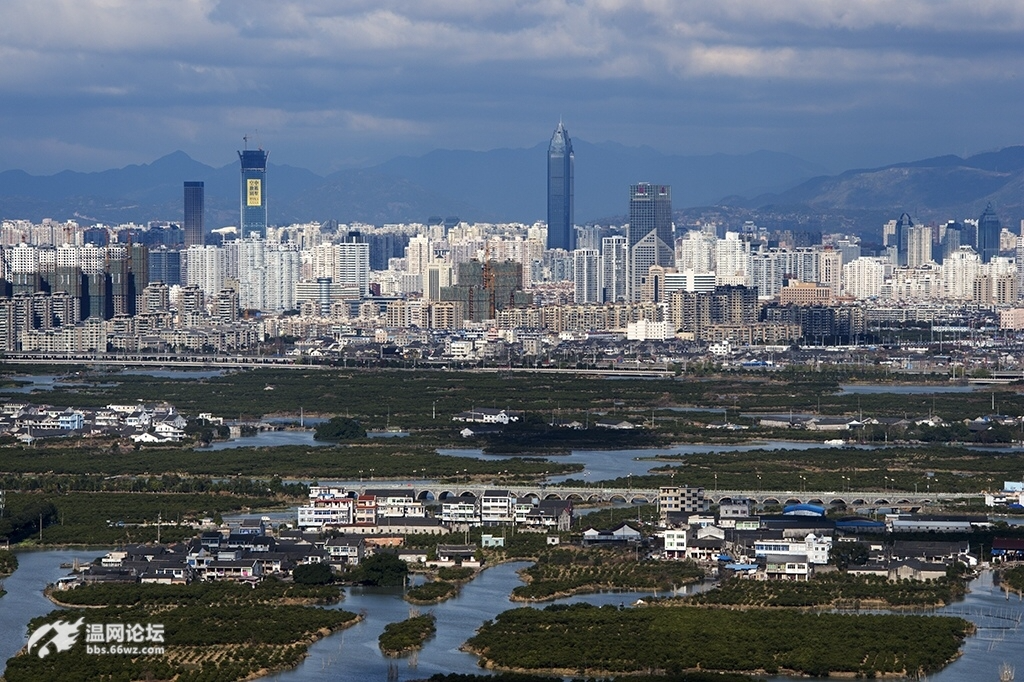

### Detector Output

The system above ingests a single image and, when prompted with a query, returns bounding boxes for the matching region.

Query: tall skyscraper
[977,203,1001,263]
[238,146,269,237]
[184,181,205,248]
[547,121,574,251]
[894,212,914,267]
[627,183,672,301]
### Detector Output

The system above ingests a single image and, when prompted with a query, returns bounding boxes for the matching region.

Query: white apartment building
[842,257,887,299]
[573,248,600,304]
[600,236,627,303]
[715,232,749,286]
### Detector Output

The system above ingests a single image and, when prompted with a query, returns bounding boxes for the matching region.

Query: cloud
[0,0,1021,175]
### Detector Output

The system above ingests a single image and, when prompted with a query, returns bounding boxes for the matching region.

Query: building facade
[547,121,574,251]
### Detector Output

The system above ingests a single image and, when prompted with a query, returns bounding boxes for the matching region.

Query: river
[439,440,877,484]
[4,549,1022,681]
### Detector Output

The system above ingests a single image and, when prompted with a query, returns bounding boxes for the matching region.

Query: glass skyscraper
[184,181,204,248]
[547,121,574,251]
[627,183,673,301]
[977,203,1001,263]
[238,148,269,237]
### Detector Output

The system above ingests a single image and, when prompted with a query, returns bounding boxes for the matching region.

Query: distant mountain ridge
[0,144,1020,228]
[748,146,1024,223]
[0,144,826,226]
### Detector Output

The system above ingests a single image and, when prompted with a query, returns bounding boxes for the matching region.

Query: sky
[1,0,1022,176]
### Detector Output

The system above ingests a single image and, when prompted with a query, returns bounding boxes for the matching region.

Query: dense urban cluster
[1,127,1024,360]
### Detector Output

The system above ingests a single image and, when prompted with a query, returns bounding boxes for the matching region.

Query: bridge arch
[608,494,628,504]
[850,498,867,506]
[784,498,801,506]
[807,498,824,505]
[416,490,435,502]
[762,497,781,506]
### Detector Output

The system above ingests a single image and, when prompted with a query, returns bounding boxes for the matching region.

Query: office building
[894,212,914,266]
[547,121,574,251]
[977,203,1001,264]
[627,183,673,301]
[184,181,205,248]
[148,246,182,286]
[238,146,269,238]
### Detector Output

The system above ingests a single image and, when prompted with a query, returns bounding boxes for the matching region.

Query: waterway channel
[2,549,1022,681]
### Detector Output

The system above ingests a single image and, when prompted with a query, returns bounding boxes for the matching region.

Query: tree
[293,562,334,585]
[830,542,869,570]
[352,552,408,586]
[314,417,366,441]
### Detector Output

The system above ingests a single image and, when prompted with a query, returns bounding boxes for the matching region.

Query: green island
[512,546,704,602]
[1000,565,1024,594]
[378,611,437,657]
[0,549,16,577]
[425,673,758,682]
[685,572,967,609]
[465,602,972,678]
[406,566,477,604]
[6,580,358,682]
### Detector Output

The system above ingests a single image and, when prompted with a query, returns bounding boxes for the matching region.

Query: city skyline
[0,2,1022,177]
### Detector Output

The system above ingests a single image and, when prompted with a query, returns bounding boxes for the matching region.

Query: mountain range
[0,143,1021,234]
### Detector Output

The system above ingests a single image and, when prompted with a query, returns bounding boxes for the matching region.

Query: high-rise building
[906,225,933,269]
[894,212,914,266]
[600,235,627,303]
[627,183,673,301]
[573,249,600,304]
[977,203,1001,264]
[184,181,205,248]
[336,235,371,298]
[547,122,574,251]
[238,146,269,237]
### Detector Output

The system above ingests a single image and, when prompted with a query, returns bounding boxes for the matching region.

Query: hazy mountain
[0,145,827,225]
[1,144,1020,228]
[749,146,1024,224]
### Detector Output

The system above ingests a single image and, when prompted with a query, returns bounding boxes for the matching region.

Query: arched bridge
[355,485,964,507]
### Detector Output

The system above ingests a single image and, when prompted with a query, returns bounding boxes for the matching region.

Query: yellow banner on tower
[247,179,262,207]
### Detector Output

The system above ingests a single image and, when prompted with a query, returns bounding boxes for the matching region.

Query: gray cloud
[0,0,1020,174]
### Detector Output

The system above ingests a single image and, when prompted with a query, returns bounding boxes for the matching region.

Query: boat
[824,438,845,447]
[1000,662,1014,682]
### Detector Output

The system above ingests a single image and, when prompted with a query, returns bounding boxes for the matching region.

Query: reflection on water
[200,430,331,450]
[118,369,228,380]
[839,383,977,394]
[0,549,106,675]
[439,440,867,484]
